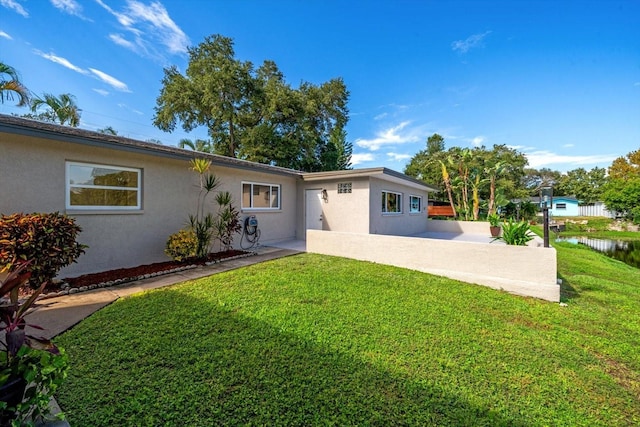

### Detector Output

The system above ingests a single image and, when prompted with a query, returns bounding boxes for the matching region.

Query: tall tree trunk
[488,175,496,215]
[440,161,457,217]
[472,175,480,220]
[228,112,236,157]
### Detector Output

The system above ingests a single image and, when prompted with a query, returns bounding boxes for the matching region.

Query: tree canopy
[404,135,528,219]
[154,34,351,172]
[602,149,640,222]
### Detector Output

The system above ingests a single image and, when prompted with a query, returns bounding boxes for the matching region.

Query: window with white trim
[242,182,280,209]
[66,162,141,210]
[556,203,567,209]
[409,195,422,213]
[382,191,402,214]
[337,182,352,194]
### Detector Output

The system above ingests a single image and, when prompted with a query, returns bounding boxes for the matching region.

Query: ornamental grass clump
[492,218,534,245]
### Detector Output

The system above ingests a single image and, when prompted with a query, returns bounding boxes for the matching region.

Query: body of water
[556,236,640,269]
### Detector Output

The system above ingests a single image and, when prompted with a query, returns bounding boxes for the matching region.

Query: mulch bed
[47,250,250,293]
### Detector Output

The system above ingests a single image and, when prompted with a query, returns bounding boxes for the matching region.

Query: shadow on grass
[57,290,528,426]
[558,272,580,301]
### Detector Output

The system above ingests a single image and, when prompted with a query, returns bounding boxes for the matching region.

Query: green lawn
[55,247,640,426]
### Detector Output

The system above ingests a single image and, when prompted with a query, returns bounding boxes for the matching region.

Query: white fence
[578,203,616,218]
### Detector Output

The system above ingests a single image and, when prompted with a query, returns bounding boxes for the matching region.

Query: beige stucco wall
[296,177,370,238]
[218,165,298,246]
[1,134,297,277]
[369,177,429,236]
[307,230,559,302]
[426,219,544,247]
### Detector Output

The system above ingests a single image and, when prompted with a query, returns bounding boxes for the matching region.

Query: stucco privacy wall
[1,129,298,278]
[307,230,560,302]
[426,219,544,247]
[369,177,429,236]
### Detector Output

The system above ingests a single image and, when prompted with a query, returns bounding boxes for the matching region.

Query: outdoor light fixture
[541,186,553,209]
[321,189,328,203]
[540,185,553,248]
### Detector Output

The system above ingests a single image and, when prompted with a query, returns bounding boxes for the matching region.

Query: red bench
[428,205,456,217]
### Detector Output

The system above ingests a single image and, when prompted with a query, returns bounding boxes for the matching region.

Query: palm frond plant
[189,159,221,258]
[492,219,534,246]
[214,191,242,252]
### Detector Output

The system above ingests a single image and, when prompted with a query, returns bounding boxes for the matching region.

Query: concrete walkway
[24,246,302,426]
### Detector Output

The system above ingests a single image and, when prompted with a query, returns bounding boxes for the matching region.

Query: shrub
[492,219,534,246]
[214,191,242,252]
[0,261,69,424]
[165,229,198,261]
[0,212,86,289]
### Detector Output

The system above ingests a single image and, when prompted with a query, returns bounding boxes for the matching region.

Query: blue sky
[1,0,638,173]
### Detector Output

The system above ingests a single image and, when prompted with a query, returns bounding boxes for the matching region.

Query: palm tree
[178,138,213,153]
[0,62,30,107]
[31,93,81,127]
[97,126,118,135]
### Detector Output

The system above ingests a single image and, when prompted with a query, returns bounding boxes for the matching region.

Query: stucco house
[0,114,436,278]
[529,196,580,217]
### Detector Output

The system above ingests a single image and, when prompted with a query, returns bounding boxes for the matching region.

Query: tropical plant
[97,126,118,135]
[214,191,242,252]
[487,213,501,227]
[164,229,198,262]
[0,213,86,290]
[30,93,81,126]
[0,62,30,107]
[178,138,213,153]
[492,219,534,246]
[188,159,221,258]
[438,159,457,218]
[0,261,69,424]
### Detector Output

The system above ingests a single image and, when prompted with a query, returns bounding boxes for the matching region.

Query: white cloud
[524,150,617,169]
[50,0,89,20]
[470,136,486,147]
[351,153,375,166]
[35,51,89,74]
[0,30,12,39]
[563,143,574,148]
[89,68,131,92]
[93,88,109,96]
[451,31,491,54]
[34,50,131,93]
[387,152,412,162]
[374,112,388,121]
[109,33,136,50]
[118,103,143,115]
[97,0,189,60]
[355,121,421,151]
[0,0,28,17]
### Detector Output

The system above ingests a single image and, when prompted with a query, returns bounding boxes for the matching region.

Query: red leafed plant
[0,212,86,289]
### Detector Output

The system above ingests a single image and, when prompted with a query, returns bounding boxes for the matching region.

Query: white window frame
[66,161,142,211]
[409,195,422,214]
[556,203,567,209]
[241,181,281,210]
[382,190,403,214]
